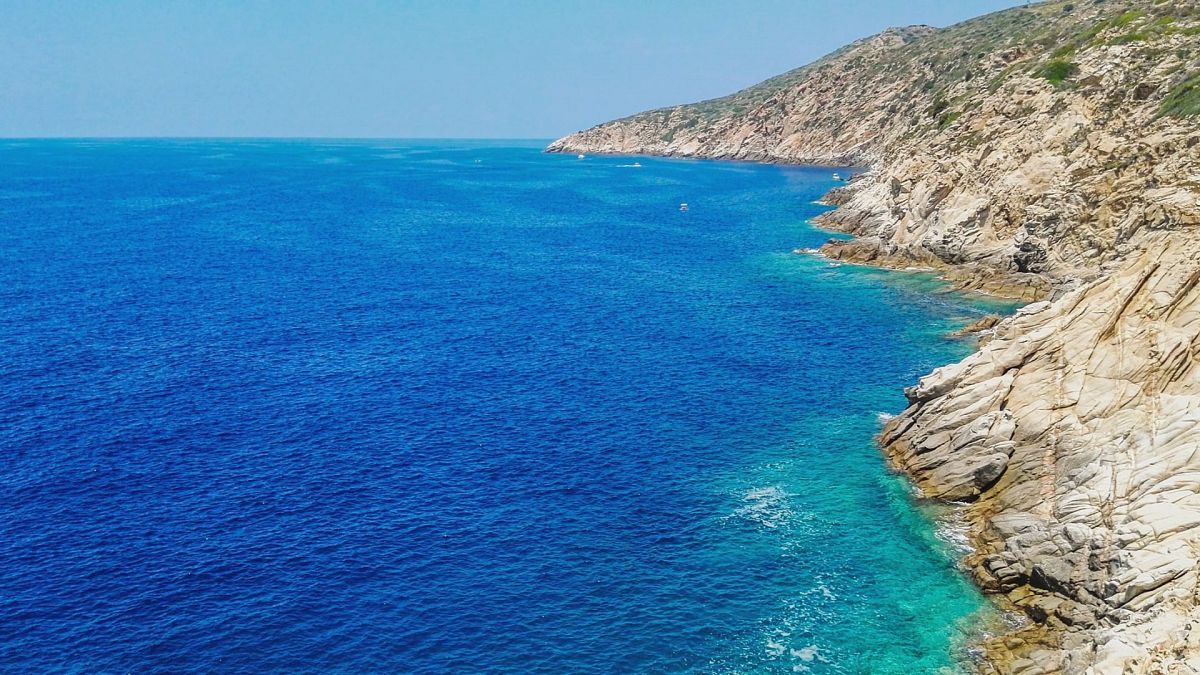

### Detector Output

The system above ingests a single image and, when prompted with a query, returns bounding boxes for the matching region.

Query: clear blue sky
[2,0,1026,138]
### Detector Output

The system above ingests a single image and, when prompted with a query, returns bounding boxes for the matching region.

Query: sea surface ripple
[0,140,1016,673]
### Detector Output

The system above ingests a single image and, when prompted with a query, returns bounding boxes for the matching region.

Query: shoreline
[765,148,1057,670]
[545,146,870,171]
[548,122,1200,671]
[571,145,1051,667]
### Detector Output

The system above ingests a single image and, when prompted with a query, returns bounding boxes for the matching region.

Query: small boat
[679,203,689,212]
[832,172,841,181]
[633,162,642,167]
[577,154,585,159]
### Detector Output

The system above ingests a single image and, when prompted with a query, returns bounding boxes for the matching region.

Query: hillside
[550,0,1200,298]
[550,2,1200,673]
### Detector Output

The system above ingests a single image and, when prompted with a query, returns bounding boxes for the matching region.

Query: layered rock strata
[884,238,1200,671]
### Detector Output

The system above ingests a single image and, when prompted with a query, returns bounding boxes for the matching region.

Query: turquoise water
[0,140,1011,673]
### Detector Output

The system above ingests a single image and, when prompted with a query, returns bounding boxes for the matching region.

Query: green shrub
[938,111,962,128]
[1161,73,1200,117]
[1111,10,1145,27]
[1052,43,1077,57]
[1036,60,1079,85]
[1077,23,1105,43]
[1077,9,1148,45]
[1110,31,1149,43]
[929,95,950,118]
[988,70,1012,93]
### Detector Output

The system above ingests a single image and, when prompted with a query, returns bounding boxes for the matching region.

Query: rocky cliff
[551,1,1200,672]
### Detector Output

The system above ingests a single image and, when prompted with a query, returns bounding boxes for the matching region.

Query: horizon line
[0,135,560,142]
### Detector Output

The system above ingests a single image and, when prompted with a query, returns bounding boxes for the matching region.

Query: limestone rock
[883,241,1200,671]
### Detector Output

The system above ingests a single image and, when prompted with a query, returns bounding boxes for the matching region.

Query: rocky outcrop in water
[551,1,1200,671]
[885,237,1200,673]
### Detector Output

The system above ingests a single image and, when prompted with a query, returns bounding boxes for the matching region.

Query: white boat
[832,172,841,181]
[679,203,689,212]
[577,154,585,159]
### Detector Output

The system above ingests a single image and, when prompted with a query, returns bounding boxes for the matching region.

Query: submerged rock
[949,314,1003,341]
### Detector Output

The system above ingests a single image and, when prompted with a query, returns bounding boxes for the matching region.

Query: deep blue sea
[0,140,1015,673]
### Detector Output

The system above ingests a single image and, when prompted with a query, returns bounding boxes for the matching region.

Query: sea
[0,139,1018,673]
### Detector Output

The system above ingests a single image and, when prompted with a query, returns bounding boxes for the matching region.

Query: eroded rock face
[548,0,1200,670]
[884,240,1200,672]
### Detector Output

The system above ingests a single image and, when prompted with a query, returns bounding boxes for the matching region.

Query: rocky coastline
[549,1,1200,671]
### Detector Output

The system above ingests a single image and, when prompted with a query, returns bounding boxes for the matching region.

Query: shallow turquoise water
[0,140,1013,673]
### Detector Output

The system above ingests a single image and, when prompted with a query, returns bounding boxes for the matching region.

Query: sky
[1,0,1027,138]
